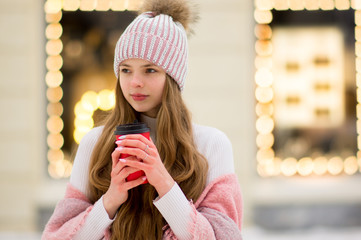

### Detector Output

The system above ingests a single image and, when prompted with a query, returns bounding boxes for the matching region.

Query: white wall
[185,0,256,225]
[0,0,46,231]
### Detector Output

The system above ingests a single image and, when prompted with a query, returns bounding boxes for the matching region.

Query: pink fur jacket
[42,174,243,240]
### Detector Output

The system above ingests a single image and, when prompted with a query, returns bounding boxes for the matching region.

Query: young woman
[42,0,243,239]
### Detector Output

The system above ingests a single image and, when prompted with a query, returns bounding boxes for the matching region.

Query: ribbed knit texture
[114,12,188,91]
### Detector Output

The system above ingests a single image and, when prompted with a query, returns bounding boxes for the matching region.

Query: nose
[130,73,144,88]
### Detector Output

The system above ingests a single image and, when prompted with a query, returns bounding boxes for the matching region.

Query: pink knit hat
[114,12,188,91]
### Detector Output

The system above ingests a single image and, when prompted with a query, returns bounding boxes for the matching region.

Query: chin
[131,105,149,114]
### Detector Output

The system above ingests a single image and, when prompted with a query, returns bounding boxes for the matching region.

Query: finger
[119,158,151,172]
[123,176,148,190]
[112,154,140,177]
[115,139,150,153]
[116,147,153,162]
[111,158,129,177]
[112,165,140,181]
[111,147,123,167]
[111,161,122,177]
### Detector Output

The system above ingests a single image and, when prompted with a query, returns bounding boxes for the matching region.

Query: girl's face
[119,58,166,118]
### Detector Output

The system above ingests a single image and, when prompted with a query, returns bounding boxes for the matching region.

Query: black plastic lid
[114,122,149,135]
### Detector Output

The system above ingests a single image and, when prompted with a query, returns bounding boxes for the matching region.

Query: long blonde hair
[88,75,208,239]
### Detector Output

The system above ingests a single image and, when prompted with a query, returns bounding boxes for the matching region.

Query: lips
[131,93,148,101]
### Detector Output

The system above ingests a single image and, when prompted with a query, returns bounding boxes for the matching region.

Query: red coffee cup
[114,121,150,183]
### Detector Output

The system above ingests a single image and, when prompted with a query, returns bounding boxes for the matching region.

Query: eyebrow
[119,63,158,68]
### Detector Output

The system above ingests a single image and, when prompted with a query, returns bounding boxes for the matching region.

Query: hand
[116,134,175,198]
[103,146,147,219]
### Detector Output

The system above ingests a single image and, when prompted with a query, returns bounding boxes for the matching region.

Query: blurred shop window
[45,9,136,179]
[255,9,359,177]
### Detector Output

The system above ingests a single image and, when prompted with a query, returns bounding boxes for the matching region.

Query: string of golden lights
[44,0,143,179]
[44,0,361,178]
[254,0,361,177]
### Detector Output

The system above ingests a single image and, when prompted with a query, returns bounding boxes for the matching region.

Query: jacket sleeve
[160,174,243,240]
[41,184,112,240]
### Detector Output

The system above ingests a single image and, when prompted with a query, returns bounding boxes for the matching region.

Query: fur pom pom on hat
[114,0,198,91]
[138,0,199,34]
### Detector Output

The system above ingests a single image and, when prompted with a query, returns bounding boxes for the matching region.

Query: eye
[145,68,157,73]
[120,68,130,73]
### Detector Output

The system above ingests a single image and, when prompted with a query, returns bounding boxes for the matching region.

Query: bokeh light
[254,0,360,178]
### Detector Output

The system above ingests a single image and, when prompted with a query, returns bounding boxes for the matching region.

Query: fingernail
[119,158,126,163]
[115,140,122,145]
[116,146,123,151]
[142,176,147,181]
[118,135,126,140]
